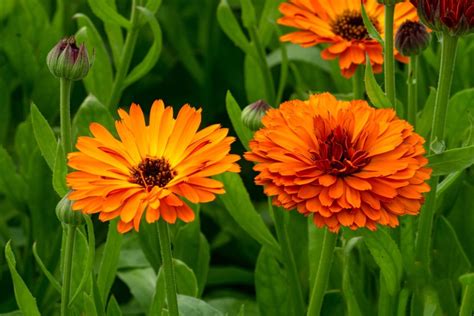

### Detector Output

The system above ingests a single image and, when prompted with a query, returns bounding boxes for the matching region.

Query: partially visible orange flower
[278,0,418,78]
[67,101,240,233]
[245,93,431,232]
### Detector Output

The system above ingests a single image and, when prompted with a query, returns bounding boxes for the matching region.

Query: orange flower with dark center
[245,93,431,232]
[67,101,240,233]
[278,0,418,78]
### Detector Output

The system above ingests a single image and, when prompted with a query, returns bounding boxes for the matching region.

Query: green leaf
[240,0,256,28]
[0,78,11,144]
[255,247,289,316]
[104,0,124,67]
[30,102,57,171]
[0,146,27,206]
[267,45,330,73]
[173,259,199,297]
[215,172,281,257]
[342,238,364,316]
[365,60,392,109]
[428,145,474,176]
[361,3,384,47]
[106,295,122,316]
[225,91,254,151]
[158,4,204,85]
[416,87,436,139]
[32,243,61,294]
[445,88,474,148]
[433,217,471,280]
[74,14,114,105]
[217,0,251,53]
[149,268,166,316]
[73,95,115,141]
[52,142,68,197]
[97,220,123,302]
[117,268,156,310]
[145,0,162,13]
[244,54,267,103]
[177,295,224,316]
[83,294,99,316]
[137,220,161,271]
[123,6,162,88]
[258,0,285,46]
[86,0,131,29]
[360,228,402,296]
[4,241,41,316]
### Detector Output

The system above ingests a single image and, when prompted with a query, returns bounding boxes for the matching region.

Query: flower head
[67,101,240,233]
[395,20,431,56]
[245,93,431,232]
[410,0,474,35]
[278,0,418,78]
[47,36,91,81]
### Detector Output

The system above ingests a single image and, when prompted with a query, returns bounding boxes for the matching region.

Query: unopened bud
[47,36,91,81]
[395,21,431,57]
[241,100,271,131]
[56,193,84,225]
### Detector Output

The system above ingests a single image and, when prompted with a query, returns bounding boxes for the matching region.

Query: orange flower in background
[245,93,431,232]
[278,0,418,78]
[67,101,240,233]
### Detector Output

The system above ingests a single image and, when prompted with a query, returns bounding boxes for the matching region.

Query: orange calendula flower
[67,101,240,233]
[245,93,431,232]
[278,0,418,78]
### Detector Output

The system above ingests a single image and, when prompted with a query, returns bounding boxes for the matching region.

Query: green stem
[460,285,474,316]
[107,0,140,109]
[414,34,458,279]
[396,288,411,316]
[270,200,305,315]
[59,79,72,154]
[249,26,276,105]
[352,66,364,99]
[60,225,77,316]
[407,56,418,126]
[307,228,337,316]
[157,220,179,316]
[384,4,396,108]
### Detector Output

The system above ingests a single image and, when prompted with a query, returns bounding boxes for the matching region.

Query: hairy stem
[157,220,179,316]
[384,5,396,108]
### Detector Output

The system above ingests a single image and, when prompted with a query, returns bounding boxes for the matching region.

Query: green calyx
[241,100,271,131]
[47,36,92,81]
[56,193,85,226]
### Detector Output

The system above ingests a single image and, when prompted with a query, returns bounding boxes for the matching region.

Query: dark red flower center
[130,158,176,189]
[331,10,380,40]
[312,127,370,176]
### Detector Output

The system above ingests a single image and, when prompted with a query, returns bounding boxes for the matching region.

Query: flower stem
[249,26,276,105]
[59,77,76,316]
[269,200,305,315]
[307,228,337,316]
[59,78,72,154]
[157,220,179,316]
[60,225,76,316]
[384,4,396,108]
[378,276,395,316]
[353,66,364,99]
[107,0,140,109]
[407,56,418,126]
[415,34,459,278]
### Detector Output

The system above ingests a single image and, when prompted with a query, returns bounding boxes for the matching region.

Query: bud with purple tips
[395,21,431,56]
[47,36,91,81]
[241,100,271,131]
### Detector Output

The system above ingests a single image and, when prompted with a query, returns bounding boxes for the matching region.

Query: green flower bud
[241,100,271,131]
[47,36,91,81]
[395,21,431,57]
[56,193,84,225]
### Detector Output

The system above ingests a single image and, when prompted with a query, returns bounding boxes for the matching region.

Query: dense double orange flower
[278,0,418,77]
[245,93,431,232]
[67,101,240,233]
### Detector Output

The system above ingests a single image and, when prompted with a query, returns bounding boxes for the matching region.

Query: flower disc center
[331,10,379,40]
[312,126,370,176]
[130,157,176,188]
